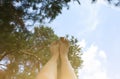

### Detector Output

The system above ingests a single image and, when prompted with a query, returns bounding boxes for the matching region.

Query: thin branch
[0,50,15,61]
[76,0,81,4]
[0,52,7,61]
[0,49,41,62]
[19,50,41,62]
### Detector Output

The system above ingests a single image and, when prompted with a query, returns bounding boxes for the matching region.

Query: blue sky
[47,0,120,79]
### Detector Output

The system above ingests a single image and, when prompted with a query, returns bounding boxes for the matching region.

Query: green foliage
[66,35,83,76]
[0,0,119,34]
[0,0,80,33]
[0,26,82,79]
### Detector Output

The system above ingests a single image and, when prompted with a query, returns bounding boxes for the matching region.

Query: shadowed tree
[0,0,119,33]
[0,0,80,33]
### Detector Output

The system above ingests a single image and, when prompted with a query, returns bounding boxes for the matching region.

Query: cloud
[114,73,120,79]
[99,50,107,60]
[78,40,109,79]
[78,0,100,36]
[77,39,86,48]
[85,2,101,32]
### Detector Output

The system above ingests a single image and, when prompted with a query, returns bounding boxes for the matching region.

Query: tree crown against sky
[0,0,120,33]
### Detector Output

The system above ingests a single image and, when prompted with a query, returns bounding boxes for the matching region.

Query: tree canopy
[0,0,80,33]
[0,26,83,79]
[0,0,120,33]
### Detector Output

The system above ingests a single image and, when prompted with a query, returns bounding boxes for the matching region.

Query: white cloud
[85,3,100,31]
[98,0,106,4]
[77,39,86,48]
[99,50,107,60]
[114,73,120,79]
[78,40,109,79]
[78,0,100,36]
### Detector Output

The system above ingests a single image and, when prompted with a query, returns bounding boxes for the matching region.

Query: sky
[47,0,120,79]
